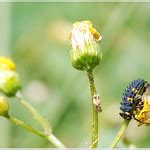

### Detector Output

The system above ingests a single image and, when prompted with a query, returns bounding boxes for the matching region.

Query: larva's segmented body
[120,79,147,120]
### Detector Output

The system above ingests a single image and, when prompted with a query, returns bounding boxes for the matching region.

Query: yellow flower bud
[0,57,16,71]
[0,70,21,97]
[0,96,9,116]
[70,20,102,71]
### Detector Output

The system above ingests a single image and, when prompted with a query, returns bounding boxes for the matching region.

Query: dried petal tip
[0,57,16,71]
[0,96,9,117]
[70,20,102,71]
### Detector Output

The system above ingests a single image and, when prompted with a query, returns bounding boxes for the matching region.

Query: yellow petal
[0,57,16,71]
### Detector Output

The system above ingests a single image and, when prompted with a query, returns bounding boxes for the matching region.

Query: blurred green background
[0,2,150,148]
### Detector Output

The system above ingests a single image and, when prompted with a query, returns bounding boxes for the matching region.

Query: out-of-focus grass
[0,2,150,147]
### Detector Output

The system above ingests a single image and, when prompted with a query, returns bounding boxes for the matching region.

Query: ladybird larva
[120,79,147,120]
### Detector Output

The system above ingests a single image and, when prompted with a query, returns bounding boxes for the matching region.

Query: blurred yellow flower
[0,70,21,97]
[0,56,21,97]
[0,57,16,71]
[0,96,9,116]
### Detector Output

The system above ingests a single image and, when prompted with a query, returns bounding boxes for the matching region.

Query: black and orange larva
[120,79,148,120]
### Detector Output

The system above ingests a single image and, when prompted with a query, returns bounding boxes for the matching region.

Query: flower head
[0,96,9,117]
[0,57,21,97]
[70,20,102,71]
[135,86,150,126]
[0,70,21,97]
[0,57,16,71]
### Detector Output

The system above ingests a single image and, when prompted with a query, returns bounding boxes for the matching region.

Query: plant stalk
[47,134,66,148]
[6,115,65,148]
[16,91,51,133]
[111,120,130,148]
[15,92,66,148]
[87,70,99,148]
[7,115,45,137]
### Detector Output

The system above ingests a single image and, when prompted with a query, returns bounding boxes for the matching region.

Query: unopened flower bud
[0,70,21,97]
[70,20,102,71]
[0,96,9,116]
[0,57,16,71]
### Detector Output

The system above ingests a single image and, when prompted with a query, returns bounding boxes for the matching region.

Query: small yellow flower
[70,20,102,71]
[0,96,9,117]
[135,88,150,126]
[0,57,16,71]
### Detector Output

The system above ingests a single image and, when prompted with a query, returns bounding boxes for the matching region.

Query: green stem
[6,115,45,138]
[15,91,66,148]
[87,70,99,148]
[16,91,51,133]
[111,120,130,148]
[6,115,65,148]
[47,134,66,148]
